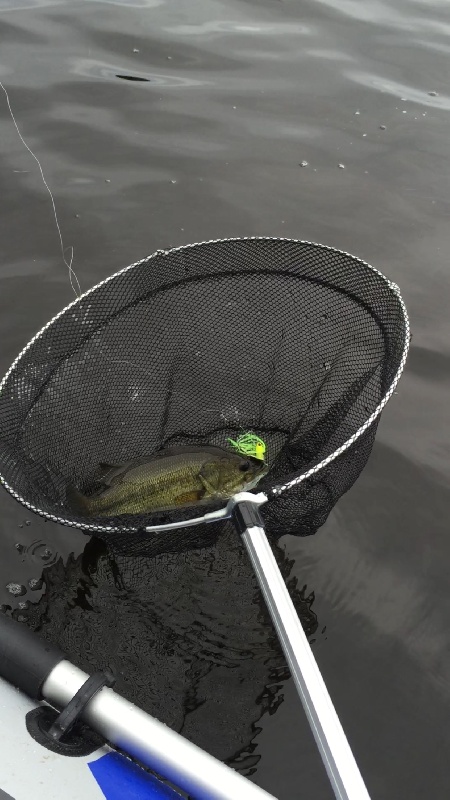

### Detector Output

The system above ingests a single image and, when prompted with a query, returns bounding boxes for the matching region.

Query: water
[0,0,449,797]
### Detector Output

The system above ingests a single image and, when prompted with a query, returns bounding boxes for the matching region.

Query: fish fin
[98,461,123,470]
[66,485,91,515]
[174,489,205,506]
[155,445,229,458]
[91,461,129,486]
[199,475,218,495]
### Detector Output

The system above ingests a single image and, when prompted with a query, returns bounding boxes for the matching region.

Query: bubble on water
[379,125,386,130]
[28,577,43,591]
[338,163,345,169]
[15,543,25,553]
[354,110,360,115]
[25,520,31,526]
[299,160,308,167]
[428,90,438,97]
[133,48,139,53]
[6,583,26,597]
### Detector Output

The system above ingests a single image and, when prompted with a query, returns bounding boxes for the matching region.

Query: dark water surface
[1,1,450,798]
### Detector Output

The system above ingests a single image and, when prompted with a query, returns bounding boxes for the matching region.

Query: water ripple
[315,0,450,36]
[0,0,63,11]
[165,21,312,37]
[84,0,163,7]
[71,58,210,87]
[306,48,355,63]
[345,71,450,108]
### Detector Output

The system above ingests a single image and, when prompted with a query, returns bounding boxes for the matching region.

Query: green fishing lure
[227,432,266,461]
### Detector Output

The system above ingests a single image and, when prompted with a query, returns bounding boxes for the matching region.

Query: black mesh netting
[0,238,408,552]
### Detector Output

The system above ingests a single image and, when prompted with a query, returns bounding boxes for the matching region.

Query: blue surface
[88,752,183,800]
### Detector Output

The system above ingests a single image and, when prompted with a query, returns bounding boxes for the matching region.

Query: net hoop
[0,237,410,535]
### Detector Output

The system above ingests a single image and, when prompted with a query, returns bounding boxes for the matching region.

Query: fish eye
[239,461,251,472]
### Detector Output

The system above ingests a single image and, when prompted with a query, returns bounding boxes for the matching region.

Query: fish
[67,445,268,518]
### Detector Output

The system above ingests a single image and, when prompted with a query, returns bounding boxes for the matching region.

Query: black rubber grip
[233,501,265,536]
[0,613,64,699]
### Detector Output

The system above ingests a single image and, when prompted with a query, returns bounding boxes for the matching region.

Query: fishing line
[0,83,268,455]
[0,82,151,388]
[0,80,82,300]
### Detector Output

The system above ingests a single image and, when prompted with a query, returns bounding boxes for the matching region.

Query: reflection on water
[88,0,164,7]
[0,0,63,11]
[314,0,450,36]
[14,525,318,774]
[0,0,449,796]
[345,72,449,108]
[166,21,312,36]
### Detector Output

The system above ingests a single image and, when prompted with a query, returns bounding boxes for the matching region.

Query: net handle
[231,494,371,800]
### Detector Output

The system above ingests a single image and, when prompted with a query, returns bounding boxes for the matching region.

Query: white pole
[43,660,276,800]
[241,522,371,800]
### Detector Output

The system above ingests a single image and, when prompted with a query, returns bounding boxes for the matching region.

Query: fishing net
[0,238,409,553]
